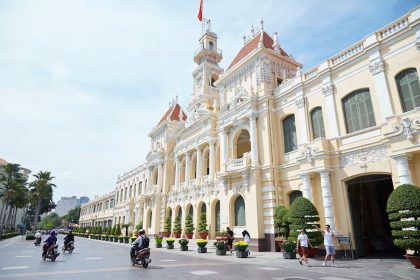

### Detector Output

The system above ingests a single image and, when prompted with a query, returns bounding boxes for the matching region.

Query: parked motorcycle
[42,244,60,262]
[34,237,41,246]
[131,247,151,268]
[62,241,74,253]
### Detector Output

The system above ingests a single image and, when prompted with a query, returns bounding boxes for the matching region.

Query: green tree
[135,221,143,230]
[198,213,207,233]
[38,212,61,230]
[163,216,172,232]
[173,216,181,233]
[30,171,56,230]
[61,207,81,225]
[184,215,194,234]
[274,206,290,238]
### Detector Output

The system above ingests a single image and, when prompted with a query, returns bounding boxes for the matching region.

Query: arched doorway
[289,190,302,206]
[235,129,251,158]
[346,174,399,257]
[214,200,220,233]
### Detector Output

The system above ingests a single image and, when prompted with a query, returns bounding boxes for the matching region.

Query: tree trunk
[33,197,42,231]
[12,206,17,226]
[2,204,9,224]
[7,206,13,226]
[0,202,5,225]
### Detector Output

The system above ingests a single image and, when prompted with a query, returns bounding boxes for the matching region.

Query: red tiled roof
[227,31,289,70]
[157,103,187,126]
[0,158,8,166]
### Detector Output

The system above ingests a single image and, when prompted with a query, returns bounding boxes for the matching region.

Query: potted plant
[184,215,195,239]
[198,213,208,239]
[130,236,136,243]
[163,217,171,238]
[289,197,323,257]
[173,217,182,238]
[166,237,175,249]
[179,238,189,251]
[155,235,163,248]
[234,241,249,258]
[113,235,119,242]
[196,239,208,253]
[214,240,227,255]
[274,205,290,252]
[281,240,297,259]
[387,184,420,268]
[118,236,124,243]
[215,230,228,241]
[124,236,130,244]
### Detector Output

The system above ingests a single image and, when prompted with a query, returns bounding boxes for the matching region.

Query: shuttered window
[396,68,420,112]
[235,196,246,226]
[311,107,325,139]
[283,115,297,153]
[343,89,376,133]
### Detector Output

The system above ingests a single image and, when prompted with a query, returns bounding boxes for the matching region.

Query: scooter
[62,241,74,253]
[42,244,60,262]
[131,247,152,268]
[34,237,41,246]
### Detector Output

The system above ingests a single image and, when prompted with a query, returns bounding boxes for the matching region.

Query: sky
[0,0,418,203]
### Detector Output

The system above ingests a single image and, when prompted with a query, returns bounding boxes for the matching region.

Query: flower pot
[180,245,188,251]
[162,231,171,238]
[283,251,296,259]
[216,236,228,241]
[236,250,248,258]
[185,232,193,239]
[275,240,285,252]
[199,232,208,239]
[155,243,162,248]
[216,248,226,255]
[197,247,207,253]
[173,232,181,238]
[405,254,420,268]
[167,244,174,249]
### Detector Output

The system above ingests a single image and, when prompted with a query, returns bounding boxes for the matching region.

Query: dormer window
[277,78,283,86]
[209,41,214,51]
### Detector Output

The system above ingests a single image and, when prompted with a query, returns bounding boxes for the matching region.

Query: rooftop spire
[272,32,280,52]
[258,20,264,48]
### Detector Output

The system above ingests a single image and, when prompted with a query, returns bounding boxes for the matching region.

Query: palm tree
[0,164,27,226]
[30,171,56,230]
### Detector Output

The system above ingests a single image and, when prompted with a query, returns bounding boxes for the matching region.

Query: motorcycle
[62,241,75,253]
[131,247,152,268]
[34,237,41,246]
[42,244,60,262]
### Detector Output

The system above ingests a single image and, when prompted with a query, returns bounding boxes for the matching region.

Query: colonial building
[85,6,420,256]
[79,191,115,228]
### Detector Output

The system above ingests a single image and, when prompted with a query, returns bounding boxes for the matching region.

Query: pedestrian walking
[296,229,312,267]
[242,230,251,256]
[314,224,340,267]
[226,227,234,253]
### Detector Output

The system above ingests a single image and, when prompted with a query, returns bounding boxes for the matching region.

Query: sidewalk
[83,236,418,280]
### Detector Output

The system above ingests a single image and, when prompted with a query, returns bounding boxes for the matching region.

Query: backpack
[141,236,150,249]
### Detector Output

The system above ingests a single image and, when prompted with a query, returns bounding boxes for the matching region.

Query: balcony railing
[227,153,251,171]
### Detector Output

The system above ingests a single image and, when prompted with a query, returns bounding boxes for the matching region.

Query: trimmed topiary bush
[184,215,194,235]
[164,216,172,233]
[386,184,420,256]
[173,216,182,234]
[289,197,323,246]
[274,205,290,238]
[198,213,207,233]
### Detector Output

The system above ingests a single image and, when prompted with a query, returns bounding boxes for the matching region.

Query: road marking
[190,270,218,276]
[1,266,29,270]
[15,256,32,258]
[258,267,282,271]
[159,259,176,262]
[321,278,353,280]
[85,257,103,260]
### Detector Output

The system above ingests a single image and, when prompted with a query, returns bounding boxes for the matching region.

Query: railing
[329,42,364,66]
[304,67,318,80]
[378,17,409,39]
[227,153,251,171]
[194,46,223,57]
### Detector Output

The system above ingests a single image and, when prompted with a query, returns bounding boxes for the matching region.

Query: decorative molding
[322,84,335,97]
[296,145,319,164]
[295,96,305,109]
[340,146,387,168]
[391,117,420,142]
[369,59,384,75]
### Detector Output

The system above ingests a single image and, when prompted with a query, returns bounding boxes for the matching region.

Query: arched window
[129,186,132,198]
[168,208,172,218]
[201,203,206,214]
[343,89,376,133]
[234,196,246,226]
[289,190,302,205]
[124,187,127,200]
[188,206,193,217]
[283,115,297,153]
[236,129,251,158]
[311,107,325,139]
[148,211,152,228]
[396,68,420,112]
[209,41,214,51]
[138,182,142,194]
[215,201,220,232]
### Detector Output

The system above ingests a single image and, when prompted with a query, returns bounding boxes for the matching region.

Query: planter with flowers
[118,236,124,243]
[234,241,249,258]
[281,240,297,259]
[124,236,130,244]
[214,240,227,255]
[155,235,163,248]
[179,238,189,251]
[215,231,228,241]
[166,237,175,249]
[130,236,137,243]
[196,239,208,253]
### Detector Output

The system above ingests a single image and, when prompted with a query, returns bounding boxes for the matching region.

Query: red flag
[198,0,203,21]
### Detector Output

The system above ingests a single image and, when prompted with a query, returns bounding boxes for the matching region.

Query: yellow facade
[81,7,420,255]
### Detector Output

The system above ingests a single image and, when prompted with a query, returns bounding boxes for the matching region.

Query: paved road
[0,235,417,280]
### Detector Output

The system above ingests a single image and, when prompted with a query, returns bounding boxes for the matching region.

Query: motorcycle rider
[63,230,74,249]
[130,229,146,262]
[34,230,42,245]
[43,231,58,257]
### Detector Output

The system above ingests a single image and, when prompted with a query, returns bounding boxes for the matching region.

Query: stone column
[196,147,202,180]
[175,156,181,186]
[295,96,308,144]
[249,114,259,165]
[369,52,394,122]
[322,83,340,138]
[185,152,191,183]
[157,162,163,192]
[394,154,412,184]
[219,129,228,172]
[209,138,216,179]
[319,170,336,229]
[301,173,313,202]
[147,167,153,192]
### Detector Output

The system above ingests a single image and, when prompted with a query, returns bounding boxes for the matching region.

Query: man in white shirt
[314,224,340,267]
[296,229,312,267]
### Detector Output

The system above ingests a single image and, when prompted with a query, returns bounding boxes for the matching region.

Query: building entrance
[346,174,401,258]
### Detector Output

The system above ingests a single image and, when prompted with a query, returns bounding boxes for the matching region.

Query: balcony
[227,153,251,172]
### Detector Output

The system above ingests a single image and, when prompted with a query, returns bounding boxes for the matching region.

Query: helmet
[138,229,145,235]
[51,231,56,236]
[69,230,72,234]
